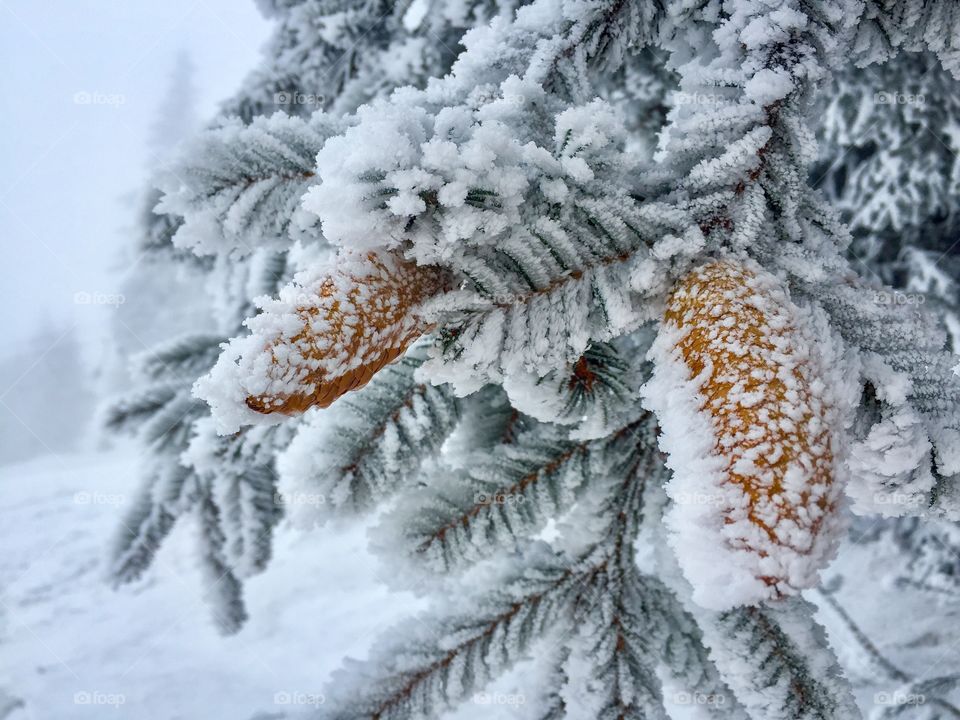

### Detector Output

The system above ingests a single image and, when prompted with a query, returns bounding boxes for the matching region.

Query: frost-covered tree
[106,50,212,397]
[1,321,93,464]
[107,0,960,716]
[815,51,960,343]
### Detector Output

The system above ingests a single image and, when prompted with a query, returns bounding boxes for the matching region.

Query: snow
[738,7,808,50]
[157,112,335,257]
[303,101,434,249]
[684,125,772,192]
[846,406,936,516]
[0,448,424,719]
[642,318,772,609]
[743,68,794,106]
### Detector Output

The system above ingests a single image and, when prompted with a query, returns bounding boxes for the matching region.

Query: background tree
[1,320,93,465]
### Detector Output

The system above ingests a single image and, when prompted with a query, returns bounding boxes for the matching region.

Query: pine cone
[244,252,448,416]
[645,260,841,609]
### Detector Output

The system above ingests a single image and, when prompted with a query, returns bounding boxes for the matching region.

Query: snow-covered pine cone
[643,260,843,610]
[196,251,448,432]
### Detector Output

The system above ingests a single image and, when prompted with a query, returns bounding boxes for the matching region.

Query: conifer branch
[280,345,460,519]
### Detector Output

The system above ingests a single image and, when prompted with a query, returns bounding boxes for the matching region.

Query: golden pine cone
[245,252,448,416]
[651,260,839,606]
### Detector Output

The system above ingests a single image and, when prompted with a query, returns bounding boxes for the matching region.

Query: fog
[0,1,270,460]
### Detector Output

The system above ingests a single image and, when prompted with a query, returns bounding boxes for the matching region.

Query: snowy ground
[0,447,426,720]
[1,448,957,719]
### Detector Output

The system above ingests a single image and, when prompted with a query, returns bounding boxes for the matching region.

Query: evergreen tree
[107,50,212,395]
[1,321,93,464]
[107,0,960,716]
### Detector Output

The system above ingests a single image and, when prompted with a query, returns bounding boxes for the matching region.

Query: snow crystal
[847,406,936,517]
[738,7,808,50]
[744,68,795,106]
[194,332,290,435]
[303,101,433,249]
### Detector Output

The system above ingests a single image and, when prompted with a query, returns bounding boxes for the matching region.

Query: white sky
[0,1,272,354]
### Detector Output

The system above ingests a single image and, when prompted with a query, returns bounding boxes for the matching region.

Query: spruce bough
[108,0,960,716]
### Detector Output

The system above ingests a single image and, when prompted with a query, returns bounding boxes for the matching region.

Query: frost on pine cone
[644,260,843,610]
[197,251,448,432]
